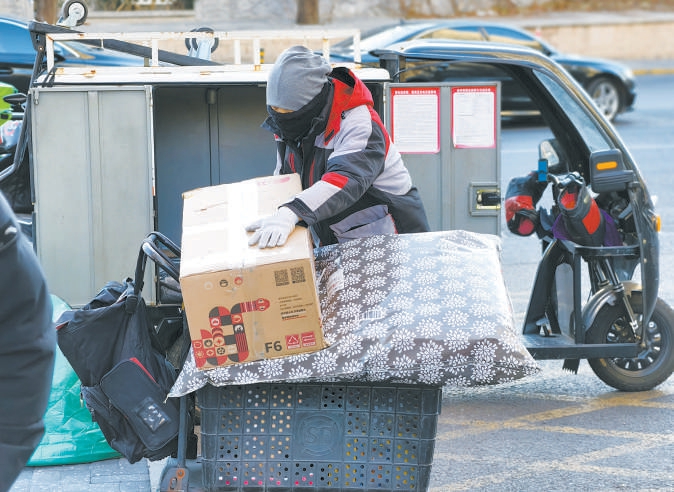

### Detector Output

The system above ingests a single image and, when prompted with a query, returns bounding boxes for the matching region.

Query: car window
[400,60,532,116]
[332,24,392,49]
[333,24,432,52]
[483,26,532,42]
[0,22,34,57]
[482,26,543,53]
[417,27,484,42]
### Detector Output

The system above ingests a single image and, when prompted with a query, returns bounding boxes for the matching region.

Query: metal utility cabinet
[28,31,501,307]
[384,82,501,234]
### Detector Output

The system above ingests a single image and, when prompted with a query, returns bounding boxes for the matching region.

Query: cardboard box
[180,174,325,371]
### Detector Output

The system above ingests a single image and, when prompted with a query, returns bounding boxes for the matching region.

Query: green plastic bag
[27,295,120,466]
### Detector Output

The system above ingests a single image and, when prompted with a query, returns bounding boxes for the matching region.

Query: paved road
[430,360,674,491]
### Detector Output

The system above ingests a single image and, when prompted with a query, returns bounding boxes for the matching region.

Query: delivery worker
[247,45,429,248]
[0,192,54,491]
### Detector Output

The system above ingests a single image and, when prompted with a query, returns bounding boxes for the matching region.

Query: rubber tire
[184,27,219,53]
[586,292,674,391]
[586,76,622,122]
[61,0,88,26]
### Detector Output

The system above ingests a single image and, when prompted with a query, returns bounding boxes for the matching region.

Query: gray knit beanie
[266,45,331,111]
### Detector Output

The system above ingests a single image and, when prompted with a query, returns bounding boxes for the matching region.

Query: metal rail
[43,28,362,69]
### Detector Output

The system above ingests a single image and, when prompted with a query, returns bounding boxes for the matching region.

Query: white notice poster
[390,87,440,153]
[451,86,496,148]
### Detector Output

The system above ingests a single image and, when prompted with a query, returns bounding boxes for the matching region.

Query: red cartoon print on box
[192,298,270,368]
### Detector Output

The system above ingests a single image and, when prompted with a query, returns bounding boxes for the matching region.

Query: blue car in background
[0,15,144,94]
[328,20,636,121]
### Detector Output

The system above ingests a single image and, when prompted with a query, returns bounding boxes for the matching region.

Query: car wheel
[586,76,622,121]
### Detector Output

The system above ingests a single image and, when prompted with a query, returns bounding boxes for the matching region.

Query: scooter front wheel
[586,292,674,391]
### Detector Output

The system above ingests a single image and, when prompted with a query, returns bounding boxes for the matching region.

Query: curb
[632,67,674,76]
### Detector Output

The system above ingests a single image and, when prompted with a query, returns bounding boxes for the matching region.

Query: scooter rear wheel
[586,292,674,391]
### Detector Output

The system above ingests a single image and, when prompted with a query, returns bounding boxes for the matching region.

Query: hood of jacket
[323,67,374,144]
[262,66,374,144]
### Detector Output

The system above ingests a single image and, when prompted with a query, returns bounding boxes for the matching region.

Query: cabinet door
[31,86,154,307]
[154,85,275,244]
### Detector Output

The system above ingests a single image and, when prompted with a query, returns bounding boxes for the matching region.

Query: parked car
[328,20,636,121]
[0,16,145,94]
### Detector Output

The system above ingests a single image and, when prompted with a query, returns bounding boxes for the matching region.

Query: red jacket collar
[324,70,374,144]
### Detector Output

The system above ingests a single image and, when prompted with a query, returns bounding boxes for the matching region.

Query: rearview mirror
[4,93,27,106]
[589,148,635,193]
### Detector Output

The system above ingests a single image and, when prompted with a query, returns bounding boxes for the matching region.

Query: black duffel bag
[56,243,180,464]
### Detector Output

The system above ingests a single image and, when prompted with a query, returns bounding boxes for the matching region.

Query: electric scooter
[513,139,674,391]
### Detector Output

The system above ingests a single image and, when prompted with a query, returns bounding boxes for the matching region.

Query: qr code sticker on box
[274,269,289,286]
[291,267,305,284]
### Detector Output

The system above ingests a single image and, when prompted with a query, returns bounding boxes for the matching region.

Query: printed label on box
[279,294,311,321]
[286,334,301,350]
[301,331,317,347]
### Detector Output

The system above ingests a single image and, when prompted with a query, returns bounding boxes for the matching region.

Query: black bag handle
[142,232,181,282]
[133,231,181,297]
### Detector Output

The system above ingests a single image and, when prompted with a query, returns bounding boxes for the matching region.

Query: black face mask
[268,82,331,142]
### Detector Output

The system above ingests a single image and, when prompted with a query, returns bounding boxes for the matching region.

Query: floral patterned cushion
[170,230,539,397]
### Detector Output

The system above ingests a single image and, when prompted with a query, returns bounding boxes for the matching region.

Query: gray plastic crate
[197,382,443,491]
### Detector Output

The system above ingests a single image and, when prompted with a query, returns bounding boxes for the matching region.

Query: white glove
[246,206,299,248]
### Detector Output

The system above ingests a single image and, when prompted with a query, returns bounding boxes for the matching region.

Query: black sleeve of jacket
[0,192,54,490]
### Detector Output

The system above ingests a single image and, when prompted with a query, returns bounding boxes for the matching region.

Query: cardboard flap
[180,174,313,277]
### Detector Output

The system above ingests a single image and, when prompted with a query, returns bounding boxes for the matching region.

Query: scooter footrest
[522,334,639,360]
